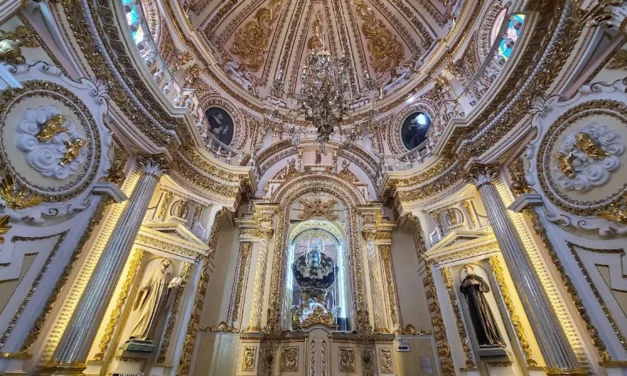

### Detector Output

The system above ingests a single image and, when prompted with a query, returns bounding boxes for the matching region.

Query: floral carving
[16,106,88,180]
[551,123,624,192]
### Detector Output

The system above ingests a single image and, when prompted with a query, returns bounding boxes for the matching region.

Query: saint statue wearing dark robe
[129,258,181,342]
[460,265,505,347]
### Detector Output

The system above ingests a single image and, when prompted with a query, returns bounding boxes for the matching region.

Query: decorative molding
[16,108,88,180]
[0,232,68,349]
[488,256,538,366]
[441,267,474,368]
[297,198,337,220]
[93,249,144,361]
[552,125,624,192]
[157,262,192,364]
[339,347,356,372]
[280,347,298,372]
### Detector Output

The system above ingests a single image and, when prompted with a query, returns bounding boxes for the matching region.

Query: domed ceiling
[181,0,458,105]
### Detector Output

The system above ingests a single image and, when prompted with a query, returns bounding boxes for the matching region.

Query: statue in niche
[460,265,505,347]
[128,258,182,345]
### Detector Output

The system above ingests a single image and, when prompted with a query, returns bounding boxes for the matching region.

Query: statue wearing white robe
[129,258,178,341]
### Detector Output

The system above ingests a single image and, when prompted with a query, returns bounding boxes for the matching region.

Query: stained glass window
[122,0,144,44]
[497,14,525,60]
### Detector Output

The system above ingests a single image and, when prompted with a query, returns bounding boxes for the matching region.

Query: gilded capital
[138,154,167,179]
[468,164,499,189]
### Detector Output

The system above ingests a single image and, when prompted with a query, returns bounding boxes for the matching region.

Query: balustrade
[120,0,254,167]
[377,13,527,178]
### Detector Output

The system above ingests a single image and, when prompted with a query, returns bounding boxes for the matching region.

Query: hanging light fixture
[297,48,352,150]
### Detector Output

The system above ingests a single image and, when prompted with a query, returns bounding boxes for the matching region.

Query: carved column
[363,230,387,332]
[471,166,581,373]
[247,230,273,331]
[229,241,252,328]
[49,157,166,368]
[379,245,400,331]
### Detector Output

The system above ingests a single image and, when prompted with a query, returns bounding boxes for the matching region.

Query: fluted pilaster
[471,166,581,373]
[51,157,166,364]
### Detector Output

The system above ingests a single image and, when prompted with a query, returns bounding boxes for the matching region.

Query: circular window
[401,112,432,151]
[205,107,234,145]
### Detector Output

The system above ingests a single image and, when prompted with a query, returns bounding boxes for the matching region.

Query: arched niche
[266,174,370,335]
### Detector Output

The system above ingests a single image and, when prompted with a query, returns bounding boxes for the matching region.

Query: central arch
[266,173,371,334]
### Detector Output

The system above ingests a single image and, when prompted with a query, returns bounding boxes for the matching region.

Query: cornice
[65,0,182,145]
[380,0,581,210]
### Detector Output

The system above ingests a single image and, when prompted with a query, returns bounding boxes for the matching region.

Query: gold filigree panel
[353,0,405,78]
[280,346,299,371]
[229,0,284,72]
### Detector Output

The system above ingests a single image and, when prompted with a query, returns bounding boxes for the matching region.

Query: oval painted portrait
[205,107,235,145]
[400,112,432,150]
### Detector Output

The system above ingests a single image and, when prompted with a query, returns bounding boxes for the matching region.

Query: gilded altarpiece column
[246,230,273,331]
[228,241,252,329]
[177,207,225,375]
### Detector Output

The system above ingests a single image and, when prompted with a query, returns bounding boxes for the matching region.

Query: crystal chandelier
[297,50,351,148]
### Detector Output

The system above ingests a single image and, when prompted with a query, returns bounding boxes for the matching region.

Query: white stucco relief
[552,123,624,192]
[16,106,87,180]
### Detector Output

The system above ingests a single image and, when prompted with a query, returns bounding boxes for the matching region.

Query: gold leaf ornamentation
[300,306,336,329]
[157,262,192,364]
[441,267,475,368]
[229,0,284,71]
[606,49,627,70]
[0,25,39,64]
[93,249,144,361]
[36,115,68,142]
[339,347,355,372]
[0,174,43,210]
[279,347,298,372]
[242,346,256,371]
[353,0,405,78]
[298,198,337,220]
[307,12,324,51]
[0,216,10,244]
[488,257,537,366]
[380,348,393,373]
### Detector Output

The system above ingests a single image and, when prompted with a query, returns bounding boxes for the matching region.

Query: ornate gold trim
[566,242,627,354]
[93,249,144,361]
[524,208,612,360]
[0,232,68,349]
[424,265,454,375]
[380,245,400,328]
[488,256,537,367]
[441,267,474,368]
[230,242,252,325]
[157,262,192,364]
[19,198,112,353]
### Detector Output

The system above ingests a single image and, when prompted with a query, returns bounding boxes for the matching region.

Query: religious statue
[128,258,182,343]
[554,150,576,179]
[459,265,505,347]
[575,132,609,159]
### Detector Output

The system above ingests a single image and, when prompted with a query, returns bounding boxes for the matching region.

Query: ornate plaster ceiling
[182,0,457,103]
